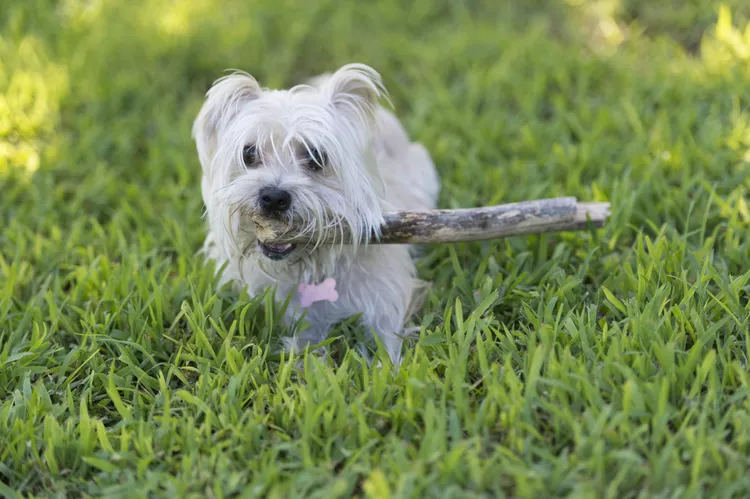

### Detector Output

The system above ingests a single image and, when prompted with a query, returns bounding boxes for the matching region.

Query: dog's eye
[305,148,327,171]
[242,145,258,167]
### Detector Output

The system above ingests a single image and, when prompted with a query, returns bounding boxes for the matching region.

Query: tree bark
[256,197,610,245]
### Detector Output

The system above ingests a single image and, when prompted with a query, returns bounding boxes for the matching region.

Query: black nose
[259,187,291,213]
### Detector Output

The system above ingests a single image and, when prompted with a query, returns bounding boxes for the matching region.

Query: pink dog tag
[298,278,339,308]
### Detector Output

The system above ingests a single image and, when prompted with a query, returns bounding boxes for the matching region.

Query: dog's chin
[257,241,297,261]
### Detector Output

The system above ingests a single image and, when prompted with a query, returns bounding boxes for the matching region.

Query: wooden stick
[257,197,611,245]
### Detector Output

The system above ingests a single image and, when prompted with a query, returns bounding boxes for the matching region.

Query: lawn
[2,0,750,497]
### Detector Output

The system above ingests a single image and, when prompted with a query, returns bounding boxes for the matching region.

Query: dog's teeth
[268,243,292,251]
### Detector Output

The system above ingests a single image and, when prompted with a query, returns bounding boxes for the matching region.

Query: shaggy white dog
[192,63,440,365]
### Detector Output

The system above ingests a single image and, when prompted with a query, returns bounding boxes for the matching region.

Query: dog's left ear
[325,63,386,123]
[192,72,262,172]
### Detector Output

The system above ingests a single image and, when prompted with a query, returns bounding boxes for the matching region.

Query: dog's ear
[324,63,386,123]
[192,72,261,172]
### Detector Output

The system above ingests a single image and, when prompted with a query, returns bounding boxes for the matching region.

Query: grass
[2,0,750,496]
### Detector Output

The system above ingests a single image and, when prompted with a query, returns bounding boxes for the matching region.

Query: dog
[192,63,440,366]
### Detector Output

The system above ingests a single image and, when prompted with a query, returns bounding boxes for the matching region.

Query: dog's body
[193,64,439,365]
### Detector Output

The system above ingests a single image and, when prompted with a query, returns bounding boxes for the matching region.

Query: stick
[256,197,611,245]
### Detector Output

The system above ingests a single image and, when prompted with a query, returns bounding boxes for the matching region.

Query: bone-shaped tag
[298,277,339,308]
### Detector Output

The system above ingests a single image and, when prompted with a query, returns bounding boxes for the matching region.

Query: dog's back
[372,107,440,212]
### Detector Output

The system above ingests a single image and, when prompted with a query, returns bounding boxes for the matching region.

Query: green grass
[2,0,750,497]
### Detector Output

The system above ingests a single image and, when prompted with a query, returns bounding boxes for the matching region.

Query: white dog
[192,63,440,366]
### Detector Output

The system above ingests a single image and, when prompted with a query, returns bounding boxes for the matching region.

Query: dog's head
[193,64,387,273]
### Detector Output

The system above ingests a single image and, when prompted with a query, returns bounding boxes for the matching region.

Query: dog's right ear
[192,72,261,172]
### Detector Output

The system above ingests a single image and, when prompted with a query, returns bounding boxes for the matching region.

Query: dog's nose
[259,187,291,213]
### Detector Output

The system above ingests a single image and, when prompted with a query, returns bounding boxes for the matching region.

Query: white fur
[192,63,440,366]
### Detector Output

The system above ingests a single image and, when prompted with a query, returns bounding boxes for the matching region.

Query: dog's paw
[280,335,329,370]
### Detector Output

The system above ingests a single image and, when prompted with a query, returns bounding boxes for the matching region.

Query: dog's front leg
[279,317,333,364]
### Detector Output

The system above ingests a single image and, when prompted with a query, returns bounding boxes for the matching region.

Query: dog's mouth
[258,241,296,260]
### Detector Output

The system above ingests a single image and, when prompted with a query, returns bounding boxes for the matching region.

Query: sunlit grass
[2,0,750,497]
[0,36,67,175]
